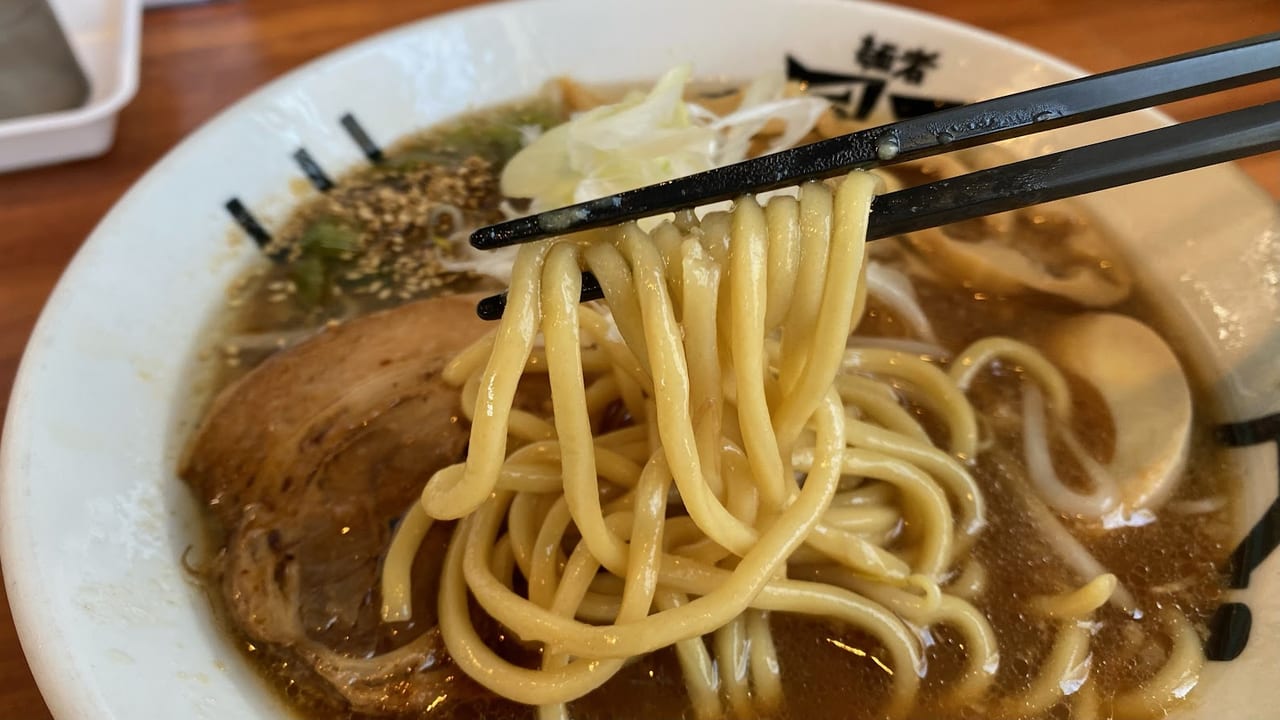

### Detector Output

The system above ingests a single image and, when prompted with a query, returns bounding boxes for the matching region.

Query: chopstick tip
[469,225,498,249]
[476,293,507,321]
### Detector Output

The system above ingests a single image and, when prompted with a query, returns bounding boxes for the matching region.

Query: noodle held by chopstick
[377,170,1199,720]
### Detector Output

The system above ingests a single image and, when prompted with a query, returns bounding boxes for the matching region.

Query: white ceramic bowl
[3,1,1278,717]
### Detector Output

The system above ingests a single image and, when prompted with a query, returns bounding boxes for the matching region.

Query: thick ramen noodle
[182,75,1234,720]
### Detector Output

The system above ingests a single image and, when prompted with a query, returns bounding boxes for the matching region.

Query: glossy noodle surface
[181,84,1235,720]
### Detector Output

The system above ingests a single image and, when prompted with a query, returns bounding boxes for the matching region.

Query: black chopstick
[868,100,1280,238]
[475,272,602,321]
[470,31,1280,251]
[475,99,1280,320]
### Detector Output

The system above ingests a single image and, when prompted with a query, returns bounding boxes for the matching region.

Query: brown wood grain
[0,0,1276,716]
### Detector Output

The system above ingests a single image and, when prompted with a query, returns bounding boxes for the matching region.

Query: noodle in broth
[182,78,1236,720]
[379,173,1211,719]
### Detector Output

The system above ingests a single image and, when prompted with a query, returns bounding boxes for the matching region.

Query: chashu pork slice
[182,293,495,716]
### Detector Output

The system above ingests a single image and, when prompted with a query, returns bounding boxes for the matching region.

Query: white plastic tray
[0,0,141,174]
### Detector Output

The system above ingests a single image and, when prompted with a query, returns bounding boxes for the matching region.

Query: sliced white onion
[864,261,938,342]
[1021,384,1117,518]
[439,231,519,283]
[501,65,829,217]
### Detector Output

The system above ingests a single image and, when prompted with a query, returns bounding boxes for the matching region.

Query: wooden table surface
[1,0,1276,716]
